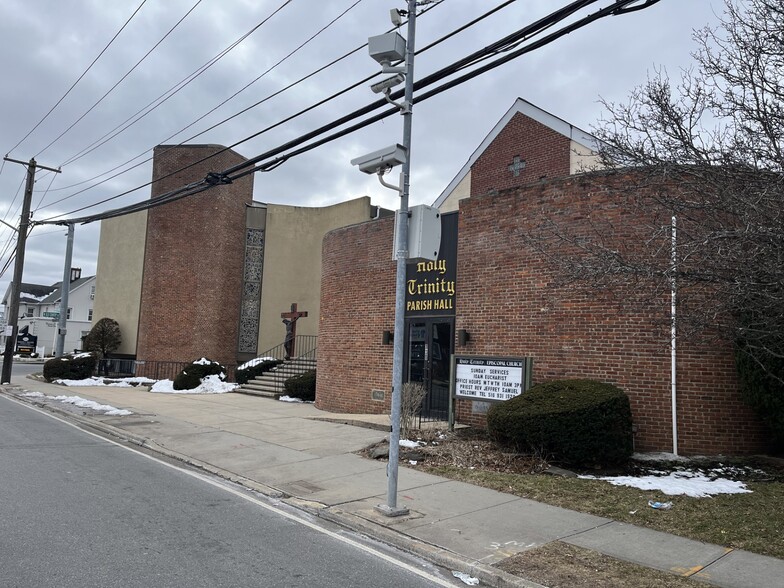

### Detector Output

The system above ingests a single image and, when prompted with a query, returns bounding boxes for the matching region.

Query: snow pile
[580,469,752,498]
[22,391,131,416]
[399,439,425,448]
[279,395,309,403]
[55,376,156,387]
[238,356,276,370]
[149,375,237,394]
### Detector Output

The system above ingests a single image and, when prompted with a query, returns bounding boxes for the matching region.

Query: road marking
[2,394,457,587]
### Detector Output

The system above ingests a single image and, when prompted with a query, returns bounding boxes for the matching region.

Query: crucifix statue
[281,303,308,360]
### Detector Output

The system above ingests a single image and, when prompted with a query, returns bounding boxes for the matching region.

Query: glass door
[406,318,453,420]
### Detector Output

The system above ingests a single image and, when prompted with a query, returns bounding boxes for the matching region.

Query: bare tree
[540,1,783,362]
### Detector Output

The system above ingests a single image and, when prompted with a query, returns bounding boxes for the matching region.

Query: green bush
[284,370,316,401]
[736,344,784,449]
[486,379,633,467]
[173,358,226,390]
[43,353,98,382]
[235,357,282,385]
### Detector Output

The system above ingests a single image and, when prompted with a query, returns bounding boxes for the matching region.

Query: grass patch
[384,428,784,559]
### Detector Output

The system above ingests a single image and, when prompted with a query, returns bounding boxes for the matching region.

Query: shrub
[83,318,122,358]
[736,344,784,449]
[487,379,633,467]
[43,353,98,382]
[173,358,226,391]
[400,382,427,439]
[284,370,316,401]
[235,357,282,385]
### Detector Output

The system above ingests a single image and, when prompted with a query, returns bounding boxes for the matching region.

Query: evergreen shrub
[284,370,316,401]
[235,357,282,385]
[43,353,98,382]
[173,358,226,390]
[486,379,633,466]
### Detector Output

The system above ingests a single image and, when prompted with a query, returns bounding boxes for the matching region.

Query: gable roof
[431,97,600,209]
[39,276,96,305]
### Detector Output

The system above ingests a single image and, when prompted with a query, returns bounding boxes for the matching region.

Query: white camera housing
[351,144,407,175]
[368,32,406,67]
[370,73,405,94]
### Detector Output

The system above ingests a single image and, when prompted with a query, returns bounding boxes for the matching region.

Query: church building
[316,99,767,455]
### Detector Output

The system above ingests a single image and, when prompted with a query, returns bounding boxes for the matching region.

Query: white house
[1,268,96,355]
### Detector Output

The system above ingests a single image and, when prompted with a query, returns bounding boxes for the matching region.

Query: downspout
[670,215,678,456]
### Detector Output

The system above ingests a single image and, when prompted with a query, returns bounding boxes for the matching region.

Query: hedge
[173,358,226,390]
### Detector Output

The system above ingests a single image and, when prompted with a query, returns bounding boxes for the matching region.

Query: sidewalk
[3,376,782,588]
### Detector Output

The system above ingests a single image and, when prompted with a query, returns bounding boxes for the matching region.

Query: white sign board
[454,356,526,401]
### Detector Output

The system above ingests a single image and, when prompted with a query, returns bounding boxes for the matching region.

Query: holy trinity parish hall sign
[405,212,457,316]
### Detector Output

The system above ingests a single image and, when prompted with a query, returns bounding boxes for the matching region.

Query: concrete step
[234,356,316,397]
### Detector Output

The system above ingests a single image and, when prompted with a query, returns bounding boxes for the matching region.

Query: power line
[39,0,657,227]
[33,0,206,159]
[54,0,299,172]
[33,0,368,213]
[34,0,502,217]
[5,0,149,157]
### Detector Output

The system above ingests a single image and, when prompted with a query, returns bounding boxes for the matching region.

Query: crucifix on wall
[281,303,308,360]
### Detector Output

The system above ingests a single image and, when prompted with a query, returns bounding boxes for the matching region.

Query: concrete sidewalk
[3,376,782,588]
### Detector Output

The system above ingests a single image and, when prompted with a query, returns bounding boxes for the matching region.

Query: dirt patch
[497,542,698,588]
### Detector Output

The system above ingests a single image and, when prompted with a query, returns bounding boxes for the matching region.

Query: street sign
[43,311,59,319]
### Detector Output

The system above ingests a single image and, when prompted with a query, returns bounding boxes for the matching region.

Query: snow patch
[238,356,276,370]
[580,470,752,498]
[149,375,237,394]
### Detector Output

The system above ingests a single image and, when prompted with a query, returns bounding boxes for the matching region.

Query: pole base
[374,503,410,518]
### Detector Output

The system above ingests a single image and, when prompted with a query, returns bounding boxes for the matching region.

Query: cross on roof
[507,155,526,177]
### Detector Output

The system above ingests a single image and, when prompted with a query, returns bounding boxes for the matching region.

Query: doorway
[405,318,453,421]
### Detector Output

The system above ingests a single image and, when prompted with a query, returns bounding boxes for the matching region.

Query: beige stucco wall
[257,197,374,354]
[569,140,602,174]
[92,211,147,355]
[437,171,472,213]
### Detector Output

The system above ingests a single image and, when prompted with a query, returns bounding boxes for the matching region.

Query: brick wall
[318,171,768,454]
[317,217,396,413]
[136,145,254,368]
[470,112,571,197]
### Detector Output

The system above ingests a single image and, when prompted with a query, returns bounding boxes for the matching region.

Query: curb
[2,387,545,588]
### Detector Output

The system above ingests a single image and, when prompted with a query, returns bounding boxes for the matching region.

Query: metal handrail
[241,335,317,391]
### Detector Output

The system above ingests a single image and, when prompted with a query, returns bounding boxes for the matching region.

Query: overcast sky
[0,0,722,301]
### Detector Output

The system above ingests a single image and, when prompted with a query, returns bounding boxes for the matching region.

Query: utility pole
[1,157,61,383]
[55,223,75,357]
[383,0,418,517]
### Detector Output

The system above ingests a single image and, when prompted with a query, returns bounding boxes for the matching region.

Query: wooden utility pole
[1,157,61,384]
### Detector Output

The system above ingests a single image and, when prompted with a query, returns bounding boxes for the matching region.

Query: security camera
[351,144,407,175]
[370,73,405,94]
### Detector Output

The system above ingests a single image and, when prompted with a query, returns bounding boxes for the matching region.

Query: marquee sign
[405,212,457,316]
[453,355,532,401]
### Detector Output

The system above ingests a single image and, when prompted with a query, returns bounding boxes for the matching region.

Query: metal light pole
[55,223,75,357]
[378,0,417,517]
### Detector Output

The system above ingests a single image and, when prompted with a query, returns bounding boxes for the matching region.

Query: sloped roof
[3,282,59,306]
[431,97,600,209]
[39,276,96,305]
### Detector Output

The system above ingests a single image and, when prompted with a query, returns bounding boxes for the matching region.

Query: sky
[0,0,724,300]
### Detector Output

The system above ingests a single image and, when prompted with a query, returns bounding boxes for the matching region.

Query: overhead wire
[33,0,207,159]
[34,0,499,216]
[53,0,299,173]
[39,0,658,226]
[4,0,149,158]
[34,0,370,212]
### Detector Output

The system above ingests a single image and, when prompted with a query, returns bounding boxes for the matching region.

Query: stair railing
[241,335,317,392]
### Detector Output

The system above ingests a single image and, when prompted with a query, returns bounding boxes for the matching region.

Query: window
[25,307,34,317]
[66,307,72,320]
[90,285,95,300]
[88,309,93,322]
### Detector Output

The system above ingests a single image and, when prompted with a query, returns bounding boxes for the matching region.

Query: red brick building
[317,99,767,455]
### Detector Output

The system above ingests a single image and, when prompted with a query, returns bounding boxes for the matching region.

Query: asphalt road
[0,395,454,587]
